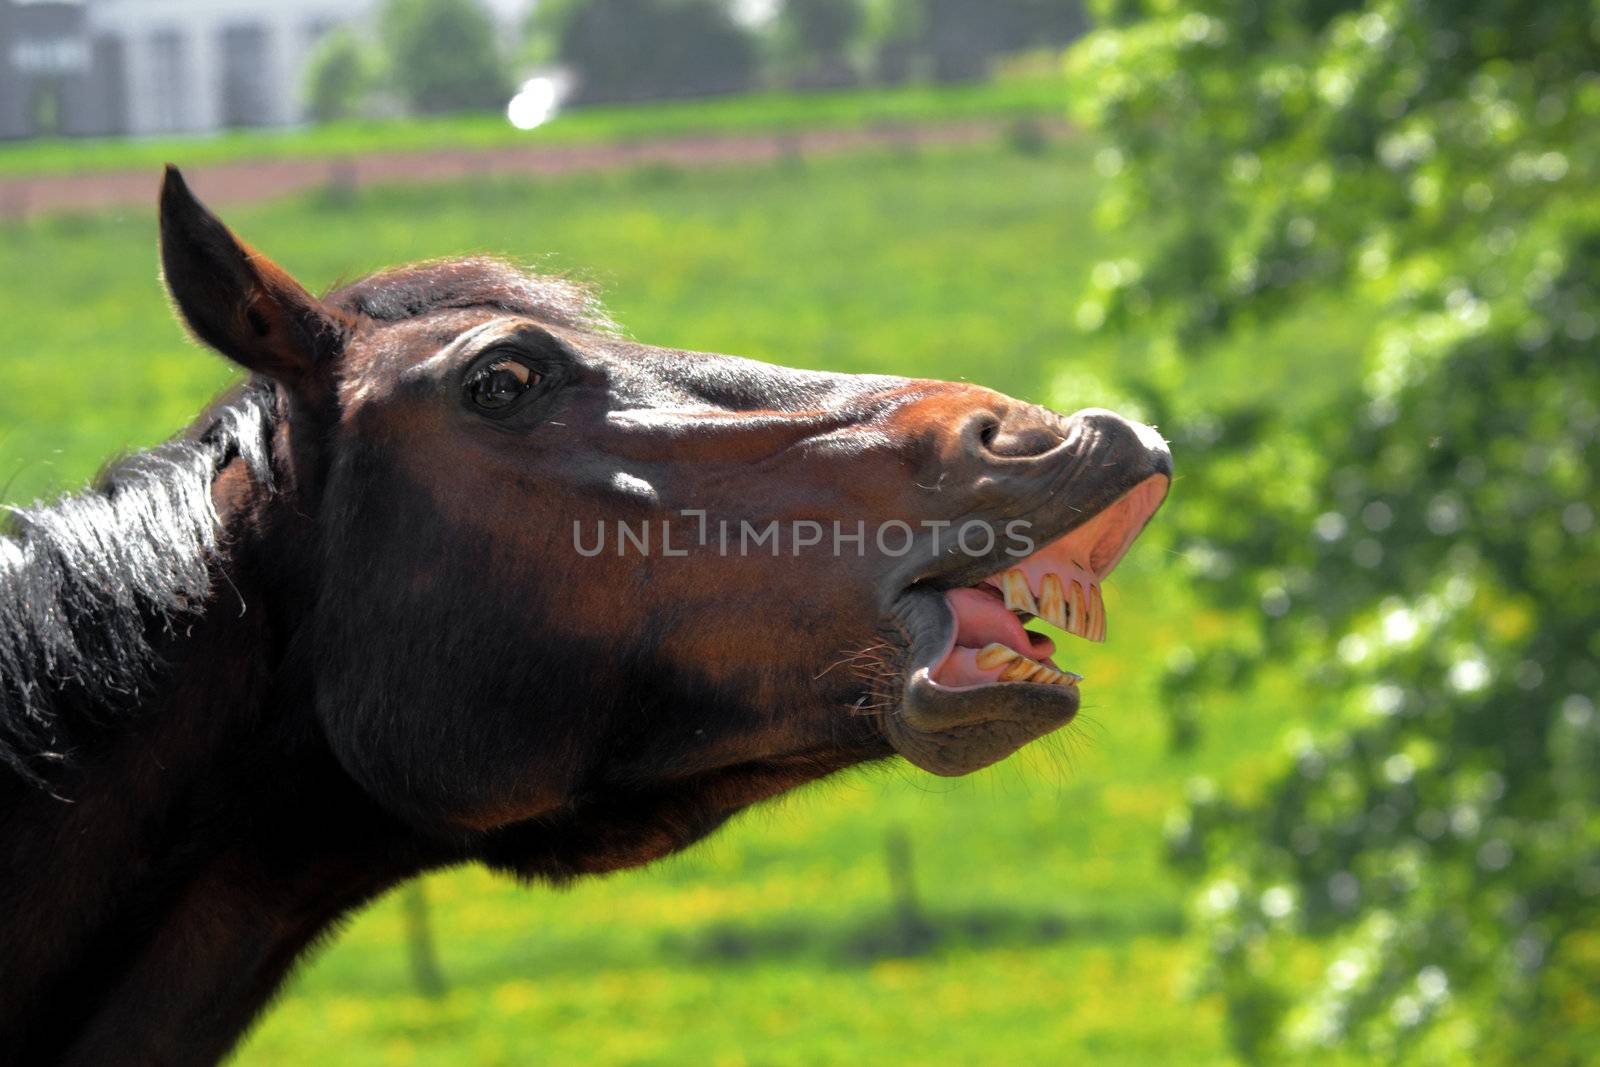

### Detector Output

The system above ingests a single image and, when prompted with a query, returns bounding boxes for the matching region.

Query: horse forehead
[348,310,502,375]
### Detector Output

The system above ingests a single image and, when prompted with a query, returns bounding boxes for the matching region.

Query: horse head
[158,167,1171,874]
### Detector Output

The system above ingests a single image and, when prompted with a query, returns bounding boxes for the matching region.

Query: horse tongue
[933,588,1056,688]
[945,587,1052,657]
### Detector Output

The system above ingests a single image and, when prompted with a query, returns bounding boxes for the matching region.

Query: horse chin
[882,589,1079,776]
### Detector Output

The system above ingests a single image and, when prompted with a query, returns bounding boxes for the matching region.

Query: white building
[2,0,367,138]
[2,0,375,137]
[86,0,368,134]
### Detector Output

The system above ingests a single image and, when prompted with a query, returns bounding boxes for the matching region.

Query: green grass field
[0,139,1355,1065]
[0,75,1066,180]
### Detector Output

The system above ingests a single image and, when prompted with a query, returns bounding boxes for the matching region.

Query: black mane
[0,260,609,789]
[0,384,275,784]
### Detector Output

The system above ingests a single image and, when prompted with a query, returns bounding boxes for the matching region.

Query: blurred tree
[862,0,1085,83]
[921,0,993,81]
[863,0,925,82]
[773,0,866,88]
[536,0,759,104]
[304,27,373,123]
[521,0,582,66]
[1071,1,1600,1063]
[379,0,510,114]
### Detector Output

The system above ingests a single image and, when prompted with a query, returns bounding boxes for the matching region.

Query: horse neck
[0,461,439,1066]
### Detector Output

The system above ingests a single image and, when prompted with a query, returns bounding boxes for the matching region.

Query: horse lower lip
[881,564,1086,778]
[891,653,1081,775]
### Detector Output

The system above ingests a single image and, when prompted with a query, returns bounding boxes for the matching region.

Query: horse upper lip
[893,431,1173,598]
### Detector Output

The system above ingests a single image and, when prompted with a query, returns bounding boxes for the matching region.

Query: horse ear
[159,165,345,393]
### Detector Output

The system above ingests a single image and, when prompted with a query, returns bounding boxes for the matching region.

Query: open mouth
[928,473,1170,693]
[884,467,1171,777]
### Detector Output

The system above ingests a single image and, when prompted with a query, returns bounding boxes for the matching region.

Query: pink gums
[927,474,1169,690]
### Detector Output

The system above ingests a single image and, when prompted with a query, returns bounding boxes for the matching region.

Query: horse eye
[468,358,539,411]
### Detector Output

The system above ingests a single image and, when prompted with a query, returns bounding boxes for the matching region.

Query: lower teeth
[976,642,1081,687]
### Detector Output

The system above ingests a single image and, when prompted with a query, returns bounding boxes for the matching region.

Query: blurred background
[1,1,1596,1064]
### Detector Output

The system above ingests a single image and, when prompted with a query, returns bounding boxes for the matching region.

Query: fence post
[884,824,933,953]
[402,878,447,999]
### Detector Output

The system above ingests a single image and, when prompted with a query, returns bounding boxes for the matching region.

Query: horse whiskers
[847,694,897,717]
[814,641,894,681]
[821,642,901,719]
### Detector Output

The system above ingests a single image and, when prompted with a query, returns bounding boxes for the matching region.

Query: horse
[0,167,1170,1064]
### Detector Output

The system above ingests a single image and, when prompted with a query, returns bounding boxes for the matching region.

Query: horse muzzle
[880,406,1172,776]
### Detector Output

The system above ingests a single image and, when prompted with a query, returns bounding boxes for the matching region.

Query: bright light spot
[1314,511,1348,542]
[608,470,657,503]
[1449,656,1491,693]
[1328,954,1363,990]
[1382,752,1415,785]
[1515,659,1545,690]
[1075,298,1106,331]
[1418,966,1449,1001]
[1426,493,1464,534]
[1178,13,1219,42]
[1261,886,1295,919]
[1203,879,1240,914]
[1537,151,1569,181]
[1094,147,1125,177]
[1353,537,1384,568]
[1338,633,1370,665]
[1091,260,1125,289]
[1318,69,1354,107]
[731,0,779,26]
[1369,683,1404,716]
[507,74,569,131]
[1382,607,1418,644]
[1356,12,1389,44]
[1478,839,1512,871]
[1328,871,1360,909]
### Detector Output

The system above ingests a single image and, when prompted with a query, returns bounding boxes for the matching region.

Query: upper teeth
[996,567,1106,642]
[1001,569,1038,615]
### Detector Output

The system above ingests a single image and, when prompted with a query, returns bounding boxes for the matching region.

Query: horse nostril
[977,418,1000,450]
[955,406,1065,464]
[981,414,1065,459]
